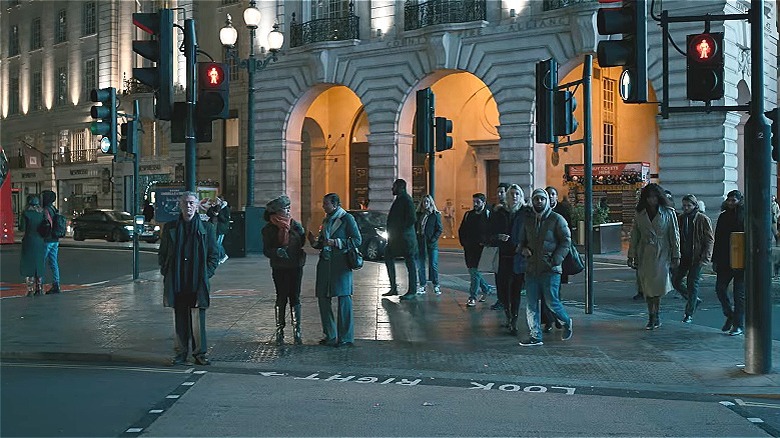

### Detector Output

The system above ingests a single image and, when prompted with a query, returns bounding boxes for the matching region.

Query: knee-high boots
[275,304,286,346]
[290,304,302,345]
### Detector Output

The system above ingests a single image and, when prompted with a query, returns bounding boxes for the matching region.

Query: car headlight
[124,225,134,232]
[377,230,388,240]
[153,225,160,231]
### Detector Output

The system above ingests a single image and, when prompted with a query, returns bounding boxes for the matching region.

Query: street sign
[619,69,632,101]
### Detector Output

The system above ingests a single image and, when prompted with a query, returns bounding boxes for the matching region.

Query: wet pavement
[1,249,779,397]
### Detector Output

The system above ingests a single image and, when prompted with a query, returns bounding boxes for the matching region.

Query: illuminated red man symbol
[696,38,711,60]
[208,67,220,85]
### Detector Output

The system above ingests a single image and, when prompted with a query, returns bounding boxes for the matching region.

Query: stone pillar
[367,132,410,212]
[497,122,535,195]
[286,139,303,221]
[255,137,285,210]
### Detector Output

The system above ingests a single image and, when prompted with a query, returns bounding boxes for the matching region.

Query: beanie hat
[682,194,698,206]
[531,188,549,201]
[266,195,290,214]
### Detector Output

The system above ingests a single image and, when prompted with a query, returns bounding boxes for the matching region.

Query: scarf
[270,212,292,245]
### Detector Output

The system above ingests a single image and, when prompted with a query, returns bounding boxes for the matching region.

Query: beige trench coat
[628,207,681,298]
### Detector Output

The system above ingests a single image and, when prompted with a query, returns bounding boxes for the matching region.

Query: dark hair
[323,193,341,207]
[545,186,558,196]
[472,193,486,202]
[727,189,743,201]
[394,179,407,190]
[497,183,510,190]
[636,183,671,212]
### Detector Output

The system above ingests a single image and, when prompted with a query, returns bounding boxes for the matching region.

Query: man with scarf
[382,179,418,300]
[308,193,362,347]
[518,189,573,347]
[263,195,307,345]
[159,192,220,365]
[673,194,713,324]
[712,190,746,336]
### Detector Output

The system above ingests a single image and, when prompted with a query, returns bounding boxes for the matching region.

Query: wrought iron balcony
[122,77,154,95]
[404,0,486,31]
[56,148,97,164]
[290,10,360,48]
[543,0,596,12]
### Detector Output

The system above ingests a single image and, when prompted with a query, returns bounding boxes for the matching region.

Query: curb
[0,351,172,367]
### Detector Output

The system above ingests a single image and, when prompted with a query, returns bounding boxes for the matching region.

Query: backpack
[52,211,67,238]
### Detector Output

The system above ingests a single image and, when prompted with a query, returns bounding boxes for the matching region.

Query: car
[72,209,160,243]
[346,210,388,261]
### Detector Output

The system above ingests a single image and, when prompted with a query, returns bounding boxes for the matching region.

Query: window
[311,0,350,19]
[82,2,96,36]
[56,10,67,43]
[221,0,240,4]
[56,66,68,107]
[83,59,96,101]
[224,47,239,81]
[32,70,43,111]
[8,25,19,56]
[30,18,42,50]
[602,77,616,164]
[9,76,20,115]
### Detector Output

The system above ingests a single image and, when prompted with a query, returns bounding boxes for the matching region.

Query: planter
[576,221,623,254]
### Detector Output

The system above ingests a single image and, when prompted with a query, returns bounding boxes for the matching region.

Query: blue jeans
[44,242,60,285]
[525,272,570,340]
[715,269,745,329]
[468,268,491,299]
[672,260,702,316]
[216,234,225,259]
[417,243,439,286]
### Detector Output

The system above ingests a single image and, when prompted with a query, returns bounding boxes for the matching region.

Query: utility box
[224,211,246,258]
[730,231,745,269]
[245,206,266,254]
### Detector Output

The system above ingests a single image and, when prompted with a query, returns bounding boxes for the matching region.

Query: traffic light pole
[184,19,197,192]
[582,55,594,315]
[744,0,772,375]
[132,100,140,281]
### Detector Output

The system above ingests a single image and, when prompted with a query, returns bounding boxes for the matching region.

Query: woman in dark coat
[19,194,45,296]
[415,194,443,295]
[262,195,307,346]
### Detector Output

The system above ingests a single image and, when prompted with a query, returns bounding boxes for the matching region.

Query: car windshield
[351,211,387,228]
[108,211,133,221]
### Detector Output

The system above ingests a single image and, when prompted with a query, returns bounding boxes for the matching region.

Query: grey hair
[179,191,199,201]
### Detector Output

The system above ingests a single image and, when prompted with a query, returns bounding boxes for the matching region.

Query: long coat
[19,209,45,278]
[416,211,442,249]
[628,207,681,298]
[158,216,220,308]
[386,190,417,257]
[262,219,307,269]
[312,209,362,298]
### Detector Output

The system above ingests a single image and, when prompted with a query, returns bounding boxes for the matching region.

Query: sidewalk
[2,253,778,396]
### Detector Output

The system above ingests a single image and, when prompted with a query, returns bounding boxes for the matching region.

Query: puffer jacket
[520,208,571,276]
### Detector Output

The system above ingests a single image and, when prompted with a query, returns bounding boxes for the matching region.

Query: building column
[497,122,535,194]
[367,132,411,212]
[286,139,303,221]
[254,136,285,209]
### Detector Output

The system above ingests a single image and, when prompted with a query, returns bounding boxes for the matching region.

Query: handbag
[562,243,585,276]
[345,237,364,270]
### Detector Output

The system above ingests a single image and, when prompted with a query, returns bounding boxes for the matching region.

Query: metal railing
[290,12,360,48]
[56,148,97,164]
[404,0,486,31]
[543,0,596,12]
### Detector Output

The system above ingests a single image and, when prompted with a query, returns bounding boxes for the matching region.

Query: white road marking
[125,428,144,433]
[747,418,765,423]
[181,381,195,386]
[165,394,180,399]
[81,280,109,287]
[149,409,164,414]
[720,401,735,406]
[736,398,780,409]
[0,362,190,374]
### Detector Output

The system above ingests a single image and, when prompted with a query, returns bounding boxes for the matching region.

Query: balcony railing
[290,11,360,48]
[543,0,595,12]
[404,0,486,31]
[56,148,97,164]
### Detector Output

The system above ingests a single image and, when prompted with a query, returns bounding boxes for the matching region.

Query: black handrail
[404,0,486,31]
[290,13,360,48]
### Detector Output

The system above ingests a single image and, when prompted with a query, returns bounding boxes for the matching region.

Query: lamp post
[220,1,283,208]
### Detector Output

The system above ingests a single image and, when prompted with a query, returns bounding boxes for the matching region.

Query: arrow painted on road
[258,371,286,377]
[735,398,780,409]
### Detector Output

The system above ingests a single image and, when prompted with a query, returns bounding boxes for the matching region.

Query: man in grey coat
[159,192,220,365]
[382,179,418,300]
[518,188,573,347]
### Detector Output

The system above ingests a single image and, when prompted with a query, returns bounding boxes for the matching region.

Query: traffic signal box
[90,88,117,155]
[197,62,230,120]
[435,117,453,152]
[554,90,578,137]
[119,119,139,155]
[415,88,434,154]
[535,59,557,144]
[596,0,648,103]
[686,32,724,102]
[132,9,174,121]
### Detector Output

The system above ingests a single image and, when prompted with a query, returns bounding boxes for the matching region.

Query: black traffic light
[767,108,779,162]
[119,119,139,155]
[535,59,557,144]
[197,62,230,120]
[90,87,117,155]
[554,90,578,136]
[686,32,724,102]
[435,117,454,152]
[597,0,648,103]
[415,88,434,154]
[132,9,174,121]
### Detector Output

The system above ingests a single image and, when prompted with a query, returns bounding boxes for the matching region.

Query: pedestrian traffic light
[435,117,454,152]
[554,90,578,136]
[197,62,230,120]
[535,59,557,144]
[596,0,648,103]
[686,32,724,102]
[90,87,117,155]
[119,119,139,155]
[767,108,779,162]
[132,9,174,121]
[415,88,434,154]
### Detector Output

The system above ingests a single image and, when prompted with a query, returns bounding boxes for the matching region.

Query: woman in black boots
[262,195,307,345]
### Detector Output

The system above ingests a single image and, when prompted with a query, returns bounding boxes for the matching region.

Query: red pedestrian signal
[197,62,230,120]
[205,64,225,87]
[689,34,718,63]
[686,32,724,102]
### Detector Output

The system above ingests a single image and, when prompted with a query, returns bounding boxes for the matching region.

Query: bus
[0,146,15,244]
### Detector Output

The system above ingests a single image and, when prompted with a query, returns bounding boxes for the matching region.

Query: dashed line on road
[720,399,780,437]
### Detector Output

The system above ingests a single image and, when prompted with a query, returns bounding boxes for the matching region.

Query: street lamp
[220,1,284,208]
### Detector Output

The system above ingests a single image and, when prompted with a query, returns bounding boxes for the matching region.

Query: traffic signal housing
[90,88,117,155]
[535,59,557,144]
[554,90,578,136]
[132,9,174,120]
[767,108,779,162]
[415,88,434,154]
[435,117,453,152]
[686,32,724,102]
[197,62,230,120]
[119,119,139,155]
[596,0,648,103]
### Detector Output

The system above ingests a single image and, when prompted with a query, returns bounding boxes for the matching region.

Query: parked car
[72,209,160,243]
[347,210,388,261]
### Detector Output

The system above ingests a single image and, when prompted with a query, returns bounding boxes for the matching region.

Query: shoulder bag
[345,237,364,270]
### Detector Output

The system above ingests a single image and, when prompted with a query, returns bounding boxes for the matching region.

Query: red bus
[0,146,15,244]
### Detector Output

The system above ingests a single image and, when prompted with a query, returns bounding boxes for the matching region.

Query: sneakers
[416,286,426,295]
[466,298,477,307]
[682,315,693,323]
[489,301,504,311]
[519,337,544,347]
[561,319,573,341]
[729,327,744,336]
[721,317,732,332]
[478,293,487,302]
[219,254,229,264]
[433,285,441,295]
[193,354,211,366]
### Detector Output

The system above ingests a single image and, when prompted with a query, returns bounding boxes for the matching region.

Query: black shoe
[336,341,354,348]
[633,293,644,301]
[46,284,61,294]
[489,301,504,311]
[645,319,654,330]
[399,292,416,300]
[193,355,211,366]
[682,315,693,323]
[561,319,573,341]
[519,337,543,347]
[172,355,187,365]
[543,323,553,333]
[721,317,733,332]
[382,290,399,297]
[319,338,338,347]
